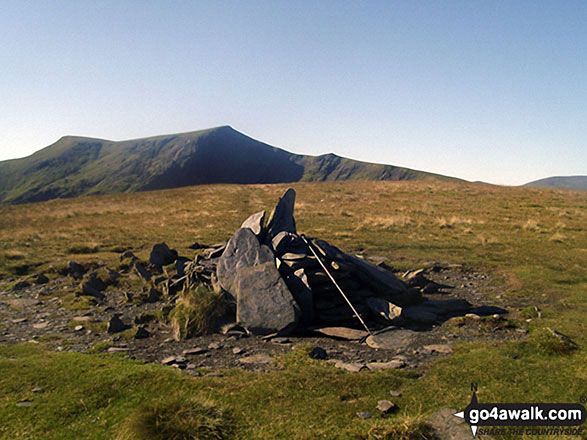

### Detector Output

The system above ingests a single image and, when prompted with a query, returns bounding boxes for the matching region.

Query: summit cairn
[212,188,420,335]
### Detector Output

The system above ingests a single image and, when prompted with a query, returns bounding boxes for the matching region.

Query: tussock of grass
[367,414,433,440]
[530,328,578,356]
[169,285,227,340]
[66,243,100,254]
[116,394,233,440]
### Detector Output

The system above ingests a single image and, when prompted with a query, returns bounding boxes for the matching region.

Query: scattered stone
[133,262,152,282]
[32,322,48,329]
[32,387,43,393]
[333,360,366,373]
[423,344,453,354]
[465,313,481,320]
[12,280,30,290]
[312,326,368,341]
[74,325,84,332]
[389,390,402,397]
[308,346,327,360]
[366,359,405,370]
[11,318,27,324]
[149,242,178,267]
[376,400,397,414]
[241,210,265,236]
[356,412,372,419]
[73,315,92,322]
[134,325,150,339]
[79,281,105,299]
[161,356,177,365]
[16,400,33,407]
[238,354,273,364]
[232,347,244,355]
[208,342,223,350]
[108,347,130,353]
[68,261,86,279]
[107,315,128,334]
[34,274,49,285]
[270,337,291,344]
[183,347,207,356]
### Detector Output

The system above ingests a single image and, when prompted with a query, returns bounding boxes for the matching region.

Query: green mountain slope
[0,126,460,204]
[523,175,587,191]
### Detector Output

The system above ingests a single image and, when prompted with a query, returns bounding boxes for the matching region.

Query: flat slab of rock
[311,326,368,341]
[366,328,419,350]
[423,344,453,354]
[240,211,265,236]
[331,360,366,372]
[236,262,300,335]
[217,228,274,295]
[238,354,273,364]
[366,359,405,370]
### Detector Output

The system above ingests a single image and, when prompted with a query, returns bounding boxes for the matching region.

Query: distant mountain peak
[0,126,461,205]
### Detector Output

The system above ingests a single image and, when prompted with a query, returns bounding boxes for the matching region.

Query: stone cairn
[172,188,426,336]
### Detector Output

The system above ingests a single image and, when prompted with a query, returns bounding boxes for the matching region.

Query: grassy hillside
[523,175,587,191]
[0,126,460,205]
[0,181,585,439]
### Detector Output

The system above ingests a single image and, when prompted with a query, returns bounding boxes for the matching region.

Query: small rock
[107,315,128,334]
[11,318,27,324]
[376,400,397,414]
[107,347,130,353]
[308,346,327,360]
[134,325,150,339]
[182,347,207,356]
[366,359,405,370]
[389,390,402,397]
[32,322,49,329]
[161,356,177,365]
[32,387,43,393]
[74,325,84,332]
[232,347,244,355]
[16,400,33,407]
[356,411,372,419]
[465,313,481,320]
[270,337,291,344]
[333,360,366,373]
[423,344,453,354]
[149,242,178,267]
[208,342,223,350]
[238,354,274,364]
[34,274,49,285]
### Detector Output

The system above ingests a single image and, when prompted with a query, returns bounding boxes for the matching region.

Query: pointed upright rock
[266,188,297,239]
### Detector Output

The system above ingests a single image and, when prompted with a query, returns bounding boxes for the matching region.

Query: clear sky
[1,1,586,185]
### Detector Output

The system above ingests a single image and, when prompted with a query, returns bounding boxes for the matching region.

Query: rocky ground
[0,262,528,376]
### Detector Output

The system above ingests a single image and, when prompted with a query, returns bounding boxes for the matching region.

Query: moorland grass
[0,181,585,439]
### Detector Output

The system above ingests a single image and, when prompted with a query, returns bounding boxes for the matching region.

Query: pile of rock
[195,188,422,335]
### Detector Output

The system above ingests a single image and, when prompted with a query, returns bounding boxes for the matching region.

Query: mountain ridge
[523,175,587,191]
[0,126,461,205]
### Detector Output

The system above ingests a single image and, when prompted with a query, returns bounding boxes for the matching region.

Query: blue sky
[1,1,585,185]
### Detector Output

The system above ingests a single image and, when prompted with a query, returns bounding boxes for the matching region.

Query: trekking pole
[300,234,372,336]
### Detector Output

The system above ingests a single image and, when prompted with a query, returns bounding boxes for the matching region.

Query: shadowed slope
[0,126,460,204]
[523,175,587,191]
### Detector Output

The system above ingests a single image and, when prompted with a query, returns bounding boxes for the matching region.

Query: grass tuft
[530,328,578,356]
[169,285,227,340]
[366,414,433,440]
[116,394,233,440]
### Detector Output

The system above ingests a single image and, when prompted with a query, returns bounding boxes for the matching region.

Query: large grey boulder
[217,228,274,295]
[240,211,265,236]
[266,188,297,238]
[236,262,300,334]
